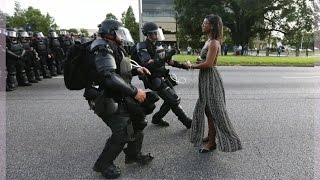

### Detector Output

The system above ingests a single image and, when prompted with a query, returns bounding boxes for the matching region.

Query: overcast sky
[2,0,140,30]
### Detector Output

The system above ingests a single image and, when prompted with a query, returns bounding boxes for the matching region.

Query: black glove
[163,49,176,62]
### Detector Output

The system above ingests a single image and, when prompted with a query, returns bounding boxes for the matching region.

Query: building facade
[141,0,176,43]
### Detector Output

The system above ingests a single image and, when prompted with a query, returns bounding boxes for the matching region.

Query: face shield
[50,31,58,38]
[36,32,44,38]
[7,31,17,38]
[148,28,165,41]
[19,31,29,38]
[60,30,67,35]
[115,27,134,46]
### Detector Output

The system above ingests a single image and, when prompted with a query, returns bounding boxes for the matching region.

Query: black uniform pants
[93,100,146,168]
[152,78,190,123]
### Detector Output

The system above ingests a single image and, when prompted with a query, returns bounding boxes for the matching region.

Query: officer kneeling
[84,19,157,179]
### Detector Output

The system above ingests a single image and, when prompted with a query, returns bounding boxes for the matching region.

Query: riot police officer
[17,29,38,83]
[84,19,155,179]
[48,29,64,75]
[131,22,192,128]
[58,29,73,56]
[27,31,42,81]
[32,31,52,78]
[6,28,31,90]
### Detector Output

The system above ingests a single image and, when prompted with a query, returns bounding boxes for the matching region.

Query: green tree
[68,28,79,34]
[174,0,314,48]
[6,1,57,35]
[121,6,139,42]
[0,10,6,29]
[106,13,118,20]
[80,28,89,36]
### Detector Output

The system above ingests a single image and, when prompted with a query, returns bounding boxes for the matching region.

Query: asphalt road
[5,66,320,179]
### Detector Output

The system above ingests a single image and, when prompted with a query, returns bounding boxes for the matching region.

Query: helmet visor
[115,27,134,45]
[7,31,17,38]
[148,28,165,41]
[50,32,58,38]
[60,30,67,35]
[37,32,45,38]
[19,31,29,38]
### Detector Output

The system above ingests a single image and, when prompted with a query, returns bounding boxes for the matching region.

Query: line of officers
[4,28,75,91]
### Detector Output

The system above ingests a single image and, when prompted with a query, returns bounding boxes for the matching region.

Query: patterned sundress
[190,40,242,152]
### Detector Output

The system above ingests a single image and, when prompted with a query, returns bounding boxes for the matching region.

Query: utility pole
[138,0,143,42]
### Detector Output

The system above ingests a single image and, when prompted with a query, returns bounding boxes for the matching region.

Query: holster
[94,94,118,118]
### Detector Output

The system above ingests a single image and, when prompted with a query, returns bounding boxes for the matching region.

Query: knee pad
[157,86,180,106]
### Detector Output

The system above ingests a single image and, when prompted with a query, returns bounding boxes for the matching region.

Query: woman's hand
[183,61,192,69]
[196,56,202,64]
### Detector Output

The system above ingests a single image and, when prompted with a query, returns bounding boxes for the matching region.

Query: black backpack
[64,40,93,90]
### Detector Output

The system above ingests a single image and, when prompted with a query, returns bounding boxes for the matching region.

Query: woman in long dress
[188,14,242,153]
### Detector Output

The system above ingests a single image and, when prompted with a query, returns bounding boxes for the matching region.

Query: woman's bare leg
[203,105,216,149]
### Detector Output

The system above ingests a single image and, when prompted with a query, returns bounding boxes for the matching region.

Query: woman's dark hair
[205,14,223,42]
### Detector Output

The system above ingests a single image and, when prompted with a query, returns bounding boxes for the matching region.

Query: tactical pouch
[94,95,118,118]
[124,96,144,116]
[83,86,100,100]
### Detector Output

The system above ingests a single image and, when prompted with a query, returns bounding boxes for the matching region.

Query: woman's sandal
[199,144,217,153]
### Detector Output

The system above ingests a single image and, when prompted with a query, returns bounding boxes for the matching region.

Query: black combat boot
[152,103,170,127]
[17,70,32,86]
[6,83,13,91]
[125,152,154,165]
[93,162,121,179]
[34,69,42,81]
[49,65,57,76]
[27,68,38,83]
[93,138,124,179]
[124,131,154,165]
[172,105,192,129]
[7,74,18,90]
[42,65,52,78]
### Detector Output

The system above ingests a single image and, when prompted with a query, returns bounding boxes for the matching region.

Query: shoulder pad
[90,39,113,54]
[136,42,147,51]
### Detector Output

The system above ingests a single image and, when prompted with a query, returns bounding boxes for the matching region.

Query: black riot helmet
[97,19,134,45]
[60,29,67,36]
[6,28,17,38]
[17,29,29,39]
[33,31,45,39]
[48,29,58,38]
[6,28,18,42]
[142,22,158,36]
[142,22,165,41]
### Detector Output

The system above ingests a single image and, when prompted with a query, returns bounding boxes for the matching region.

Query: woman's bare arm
[191,40,219,69]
